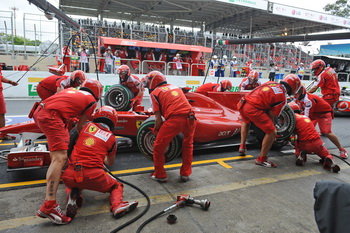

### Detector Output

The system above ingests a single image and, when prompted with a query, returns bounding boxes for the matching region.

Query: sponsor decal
[218,130,231,137]
[136,120,144,129]
[262,86,270,92]
[94,129,112,142]
[118,119,128,123]
[88,125,98,133]
[84,137,95,147]
[12,156,42,162]
[171,90,179,96]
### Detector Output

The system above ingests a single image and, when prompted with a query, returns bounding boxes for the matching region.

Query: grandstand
[1,0,350,73]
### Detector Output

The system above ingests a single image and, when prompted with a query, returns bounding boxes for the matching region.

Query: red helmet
[248,70,259,84]
[80,79,103,100]
[295,85,307,101]
[220,79,232,92]
[288,100,301,113]
[117,65,131,82]
[70,70,86,88]
[310,59,326,76]
[143,71,167,92]
[280,74,301,96]
[93,106,118,130]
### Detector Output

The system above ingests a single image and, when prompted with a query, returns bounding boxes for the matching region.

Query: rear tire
[104,84,134,111]
[136,118,182,163]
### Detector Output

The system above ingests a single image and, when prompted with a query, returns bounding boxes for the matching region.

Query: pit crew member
[295,85,348,159]
[34,79,102,225]
[308,59,341,107]
[36,70,86,100]
[143,71,197,182]
[293,113,340,173]
[239,70,261,90]
[62,106,138,220]
[117,65,144,111]
[195,80,232,95]
[238,74,301,168]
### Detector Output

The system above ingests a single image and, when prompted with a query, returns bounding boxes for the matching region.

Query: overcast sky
[0,0,348,50]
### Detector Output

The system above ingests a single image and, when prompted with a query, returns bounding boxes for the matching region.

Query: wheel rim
[108,90,125,108]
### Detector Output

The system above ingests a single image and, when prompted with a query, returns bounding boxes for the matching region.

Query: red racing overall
[120,74,144,110]
[150,84,197,179]
[294,114,331,159]
[315,67,340,107]
[36,75,72,100]
[62,122,123,211]
[195,83,220,95]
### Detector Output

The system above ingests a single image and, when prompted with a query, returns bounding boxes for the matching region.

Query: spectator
[197,56,205,76]
[156,50,168,71]
[230,56,239,77]
[172,53,183,75]
[268,63,278,82]
[143,71,197,182]
[78,46,90,73]
[62,106,138,220]
[98,45,106,73]
[182,54,192,75]
[144,49,156,70]
[62,46,71,72]
[297,63,305,79]
[70,50,80,71]
[0,67,18,140]
[104,48,114,74]
[209,55,220,77]
[130,47,142,73]
[119,47,128,65]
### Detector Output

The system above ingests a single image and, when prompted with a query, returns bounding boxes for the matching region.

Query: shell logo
[84,137,95,147]
[171,91,179,96]
[262,86,270,92]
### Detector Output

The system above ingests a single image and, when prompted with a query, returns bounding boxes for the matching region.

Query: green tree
[0,33,41,45]
[324,0,350,17]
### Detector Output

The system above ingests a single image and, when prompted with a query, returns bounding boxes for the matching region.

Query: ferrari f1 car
[0,85,296,171]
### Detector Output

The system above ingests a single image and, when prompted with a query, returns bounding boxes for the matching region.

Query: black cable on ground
[136,209,166,233]
[331,153,350,166]
[105,167,151,233]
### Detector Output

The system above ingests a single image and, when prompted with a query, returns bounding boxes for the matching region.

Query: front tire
[104,84,134,111]
[136,117,182,163]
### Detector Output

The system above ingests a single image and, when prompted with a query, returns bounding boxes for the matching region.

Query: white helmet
[223,55,228,59]
[232,56,237,59]
[213,55,218,59]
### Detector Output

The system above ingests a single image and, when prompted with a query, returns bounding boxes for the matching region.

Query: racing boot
[340,148,348,159]
[323,155,340,173]
[66,187,81,219]
[296,151,307,166]
[255,155,277,168]
[113,201,138,219]
[37,200,72,225]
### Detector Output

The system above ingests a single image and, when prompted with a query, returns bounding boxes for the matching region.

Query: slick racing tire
[136,117,182,163]
[104,84,134,111]
[251,105,296,148]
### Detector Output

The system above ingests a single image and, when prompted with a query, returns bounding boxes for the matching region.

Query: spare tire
[251,105,296,148]
[136,117,182,163]
[104,84,134,111]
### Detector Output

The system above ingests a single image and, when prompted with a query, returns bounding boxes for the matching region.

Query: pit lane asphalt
[1,100,350,232]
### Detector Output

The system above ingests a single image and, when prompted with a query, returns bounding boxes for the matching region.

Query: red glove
[130,97,139,107]
[149,127,158,135]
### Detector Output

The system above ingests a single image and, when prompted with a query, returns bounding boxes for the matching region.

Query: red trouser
[323,94,339,108]
[0,91,6,114]
[153,115,196,178]
[36,83,55,101]
[295,138,330,159]
[99,59,105,72]
[63,57,71,72]
[312,112,333,134]
[131,93,143,111]
[131,60,139,70]
[62,165,124,211]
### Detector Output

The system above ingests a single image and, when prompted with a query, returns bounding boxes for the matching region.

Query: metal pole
[34,24,37,53]
[10,13,15,57]
[4,21,8,53]
[23,13,26,56]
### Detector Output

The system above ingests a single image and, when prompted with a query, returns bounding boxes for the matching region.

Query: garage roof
[59,0,349,37]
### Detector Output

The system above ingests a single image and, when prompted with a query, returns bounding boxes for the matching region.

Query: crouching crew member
[62,106,138,220]
[238,74,301,168]
[195,79,232,95]
[143,71,197,182]
[34,79,102,225]
[295,85,348,159]
[36,70,86,101]
[293,113,340,173]
[239,70,261,90]
[117,65,144,111]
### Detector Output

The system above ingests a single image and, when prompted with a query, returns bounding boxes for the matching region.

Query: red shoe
[65,187,81,219]
[323,155,340,173]
[238,147,246,156]
[37,202,71,225]
[340,148,348,159]
[255,156,277,168]
[112,201,138,219]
